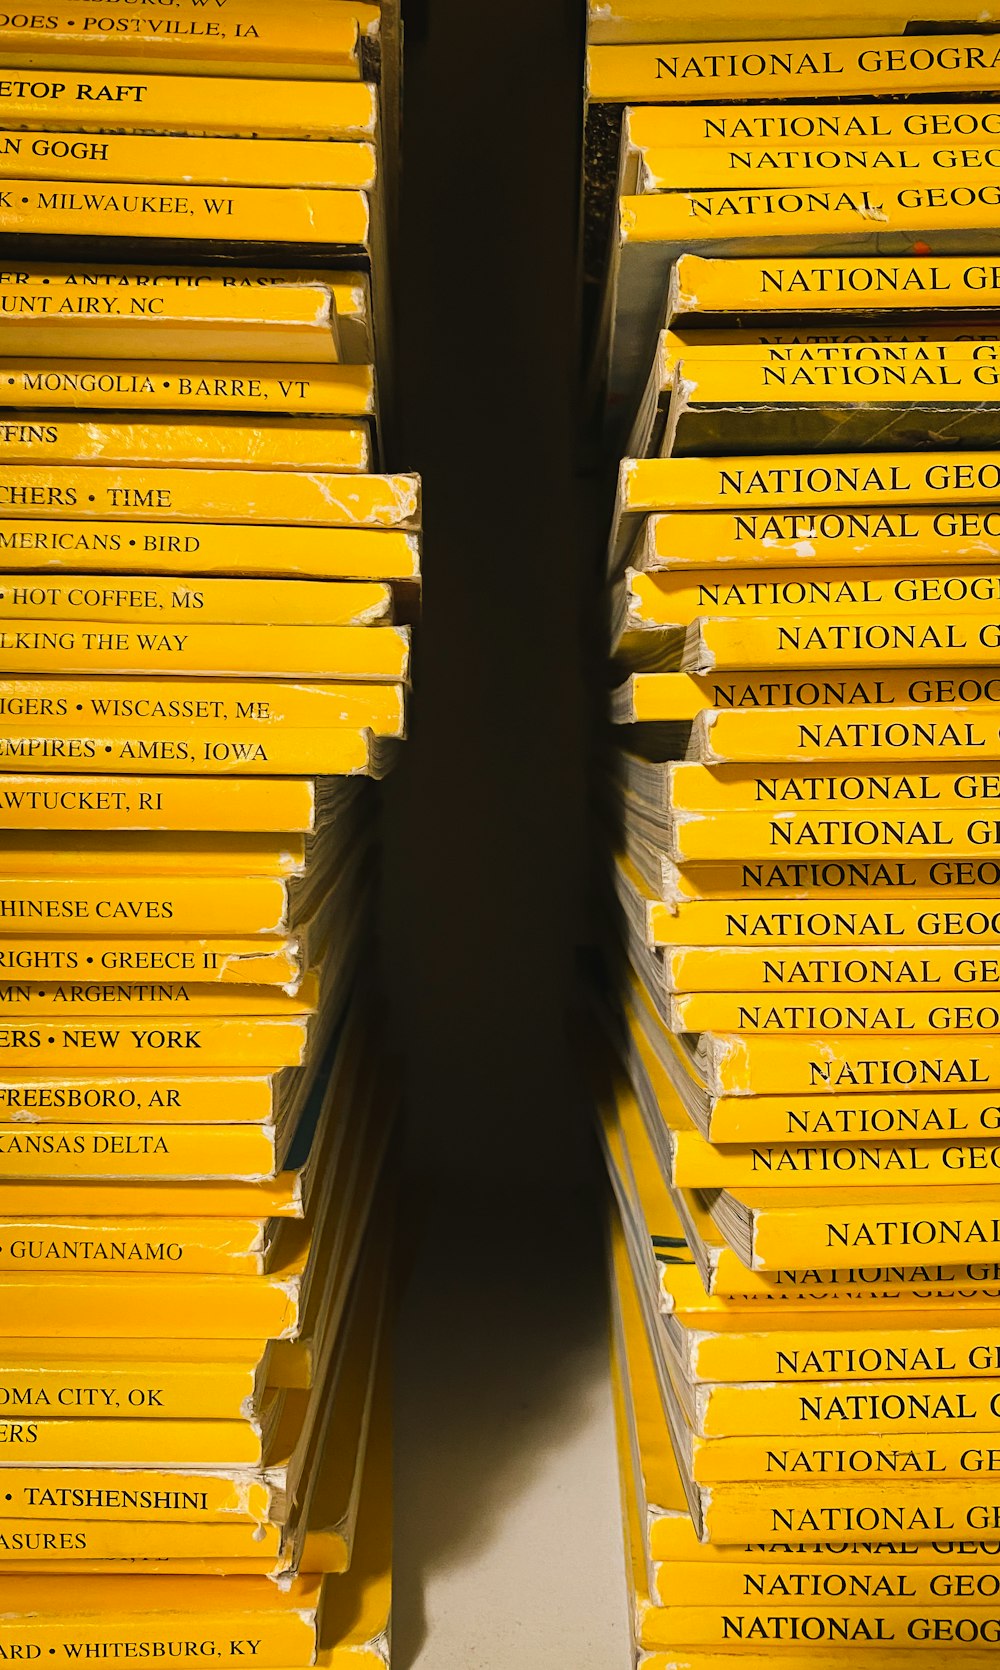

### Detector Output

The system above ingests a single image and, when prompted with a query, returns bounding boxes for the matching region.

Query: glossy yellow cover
[0,1340,265,1422]
[0,724,396,775]
[0,3,363,78]
[0,577,389,622]
[700,1026,1000,1092]
[0,1015,309,1069]
[0,828,314,877]
[0,621,408,681]
[643,143,1000,193]
[620,451,1000,513]
[0,133,376,191]
[0,521,418,580]
[588,35,1000,103]
[0,181,370,246]
[0,873,301,932]
[665,805,1000,863]
[0,939,301,988]
[640,505,1000,571]
[0,1468,272,1522]
[0,1073,277,1124]
[0,467,418,526]
[592,1,1000,41]
[652,759,1000,812]
[0,1119,280,1181]
[0,69,377,138]
[0,282,342,363]
[0,776,321,831]
[0,1212,278,1272]
[610,664,1000,720]
[697,704,1000,763]
[0,264,371,362]
[0,677,403,738]
[627,566,1000,628]
[663,942,1000,995]
[671,250,1000,317]
[0,1574,321,1662]
[0,1415,266,1468]
[0,1268,300,1340]
[0,418,372,473]
[0,364,374,416]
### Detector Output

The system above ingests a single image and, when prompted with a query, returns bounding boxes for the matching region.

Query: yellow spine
[643,507,1000,571]
[0,133,377,191]
[0,181,370,246]
[0,467,418,526]
[0,365,374,416]
[0,72,378,139]
[0,522,418,580]
[0,1019,309,1069]
[0,1274,298,1339]
[667,806,1000,862]
[0,938,302,987]
[621,453,1000,513]
[0,1417,263,1468]
[697,1483,1000,1554]
[590,36,1000,103]
[0,622,408,680]
[0,578,391,624]
[0,1074,279,1122]
[696,705,998,763]
[0,419,372,473]
[0,776,319,832]
[0,4,364,79]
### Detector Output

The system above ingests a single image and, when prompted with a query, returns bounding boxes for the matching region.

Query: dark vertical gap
[381,0,613,1654]
[382,0,593,1185]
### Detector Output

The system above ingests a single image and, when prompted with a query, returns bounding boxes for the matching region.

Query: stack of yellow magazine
[0,4,410,1664]
[589,0,1000,1663]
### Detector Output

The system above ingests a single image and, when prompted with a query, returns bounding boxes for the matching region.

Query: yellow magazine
[0,775,328,832]
[588,35,1000,103]
[0,1412,271,1469]
[0,1118,282,1183]
[0,578,391,623]
[665,343,1000,458]
[0,675,404,733]
[0,936,304,988]
[0,724,397,775]
[634,758,1000,813]
[0,133,376,192]
[0,69,377,139]
[0,466,418,526]
[590,0,1000,41]
[661,941,1000,995]
[610,664,1000,719]
[693,1028,1000,1094]
[670,250,1000,320]
[0,521,418,581]
[0,282,344,364]
[0,3,364,78]
[0,1574,323,1663]
[0,418,372,473]
[0,1339,266,1424]
[642,143,1000,194]
[624,565,1000,630]
[0,1015,310,1070]
[0,363,374,417]
[0,1208,299,1274]
[0,621,409,681]
[636,505,1000,573]
[661,805,1000,863]
[614,853,1000,946]
[0,181,370,247]
[0,264,373,364]
[692,703,1000,763]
